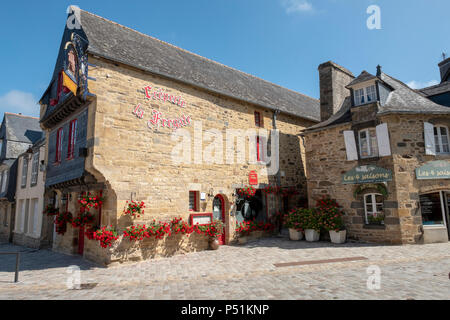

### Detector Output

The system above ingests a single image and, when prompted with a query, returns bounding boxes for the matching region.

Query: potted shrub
[206,220,225,250]
[284,209,303,241]
[316,197,347,244]
[300,209,321,242]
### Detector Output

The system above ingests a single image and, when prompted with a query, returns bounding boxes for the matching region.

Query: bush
[283,208,304,231]
[315,198,345,232]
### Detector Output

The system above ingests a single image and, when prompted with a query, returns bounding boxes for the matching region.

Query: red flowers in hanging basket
[262,185,280,195]
[54,211,73,235]
[124,200,146,218]
[43,204,59,216]
[71,212,95,228]
[237,186,257,198]
[78,193,104,212]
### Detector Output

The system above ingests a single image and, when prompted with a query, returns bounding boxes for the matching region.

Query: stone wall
[304,113,450,244]
[51,55,316,264]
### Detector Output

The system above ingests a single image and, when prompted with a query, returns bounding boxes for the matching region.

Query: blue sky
[0,0,449,117]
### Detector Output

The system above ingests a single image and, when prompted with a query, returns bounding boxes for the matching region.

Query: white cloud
[281,0,313,14]
[0,90,39,117]
[406,80,439,89]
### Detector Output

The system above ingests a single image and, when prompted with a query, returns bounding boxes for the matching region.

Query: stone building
[38,8,319,265]
[12,137,51,249]
[0,113,42,243]
[302,61,450,244]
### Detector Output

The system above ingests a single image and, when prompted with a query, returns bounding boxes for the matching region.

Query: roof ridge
[80,9,319,103]
[4,112,39,119]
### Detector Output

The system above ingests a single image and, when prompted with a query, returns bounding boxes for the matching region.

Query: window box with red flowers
[123,200,146,218]
[262,185,280,195]
[235,220,275,244]
[170,217,194,236]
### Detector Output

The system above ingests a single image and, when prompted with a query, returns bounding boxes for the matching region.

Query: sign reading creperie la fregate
[342,165,392,185]
[131,85,192,130]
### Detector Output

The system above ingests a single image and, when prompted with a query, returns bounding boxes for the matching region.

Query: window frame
[419,191,447,228]
[254,111,263,128]
[55,127,63,164]
[21,157,28,188]
[67,119,78,160]
[364,193,384,225]
[434,125,450,154]
[354,84,377,106]
[30,152,40,187]
[1,170,7,193]
[358,128,379,158]
[189,191,199,212]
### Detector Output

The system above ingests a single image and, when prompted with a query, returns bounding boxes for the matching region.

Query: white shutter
[424,122,436,155]
[343,130,358,161]
[376,123,391,157]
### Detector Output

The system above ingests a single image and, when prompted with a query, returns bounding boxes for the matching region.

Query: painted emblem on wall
[342,165,392,185]
[416,160,450,180]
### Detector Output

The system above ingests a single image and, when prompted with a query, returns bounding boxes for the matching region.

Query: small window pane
[419,193,444,225]
[375,194,383,203]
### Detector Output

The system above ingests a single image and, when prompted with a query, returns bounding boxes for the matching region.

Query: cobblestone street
[0,237,449,300]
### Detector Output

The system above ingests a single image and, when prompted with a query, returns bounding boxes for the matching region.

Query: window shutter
[376,123,391,157]
[424,122,436,155]
[343,131,358,161]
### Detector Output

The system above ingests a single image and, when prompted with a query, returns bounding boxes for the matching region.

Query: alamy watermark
[367,5,381,30]
[366,265,381,290]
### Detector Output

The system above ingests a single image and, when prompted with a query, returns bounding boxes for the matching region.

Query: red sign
[249,171,258,185]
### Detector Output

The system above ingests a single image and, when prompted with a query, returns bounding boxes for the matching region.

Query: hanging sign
[249,171,258,185]
[416,161,450,180]
[342,165,392,184]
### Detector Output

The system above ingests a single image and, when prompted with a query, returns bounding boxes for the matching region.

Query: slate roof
[346,71,377,88]
[78,10,320,122]
[418,81,450,97]
[0,113,43,144]
[303,70,450,133]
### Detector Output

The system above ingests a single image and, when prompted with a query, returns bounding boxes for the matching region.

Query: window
[21,158,28,188]
[358,128,379,158]
[189,191,199,211]
[354,85,377,106]
[1,170,7,193]
[31,152,39,186]
[419,192,445,226]
[67,119,78,159]
[55,128,63,163]
[256,136,261,162]
[254,111,262,127]
[434,125,450,154]
[364,194,384,224]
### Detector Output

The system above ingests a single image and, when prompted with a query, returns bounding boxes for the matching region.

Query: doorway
[444,192,450,239]
[212,195,226,245]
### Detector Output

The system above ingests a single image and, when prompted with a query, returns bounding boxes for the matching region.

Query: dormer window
[354,84,377,106]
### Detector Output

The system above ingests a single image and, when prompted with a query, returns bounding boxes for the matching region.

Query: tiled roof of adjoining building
[0,113,43,144]
[79,10,320,122]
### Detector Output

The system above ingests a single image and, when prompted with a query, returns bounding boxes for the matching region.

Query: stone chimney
[318,61,355,122]
[438,57,450,83]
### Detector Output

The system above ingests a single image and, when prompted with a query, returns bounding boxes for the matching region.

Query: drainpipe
[272,109,281,187]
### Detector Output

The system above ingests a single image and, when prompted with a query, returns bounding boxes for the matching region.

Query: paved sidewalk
[0,237,449,300]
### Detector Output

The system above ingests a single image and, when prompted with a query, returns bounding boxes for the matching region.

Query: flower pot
[238,236,248,244]
[329,230,346,244]
[209,238,220,250]
[305,229,320,242]
[289,229,303,241]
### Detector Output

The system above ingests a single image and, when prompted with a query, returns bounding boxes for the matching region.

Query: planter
[289,229,303,241]
[329,230,347,244]
[209,238,220,250]
[238,236,248,245]
[305,229,320,242]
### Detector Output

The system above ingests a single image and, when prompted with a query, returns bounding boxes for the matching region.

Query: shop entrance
[235,189,267,224]
[213,195,226,245]
[419,191,450,241]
